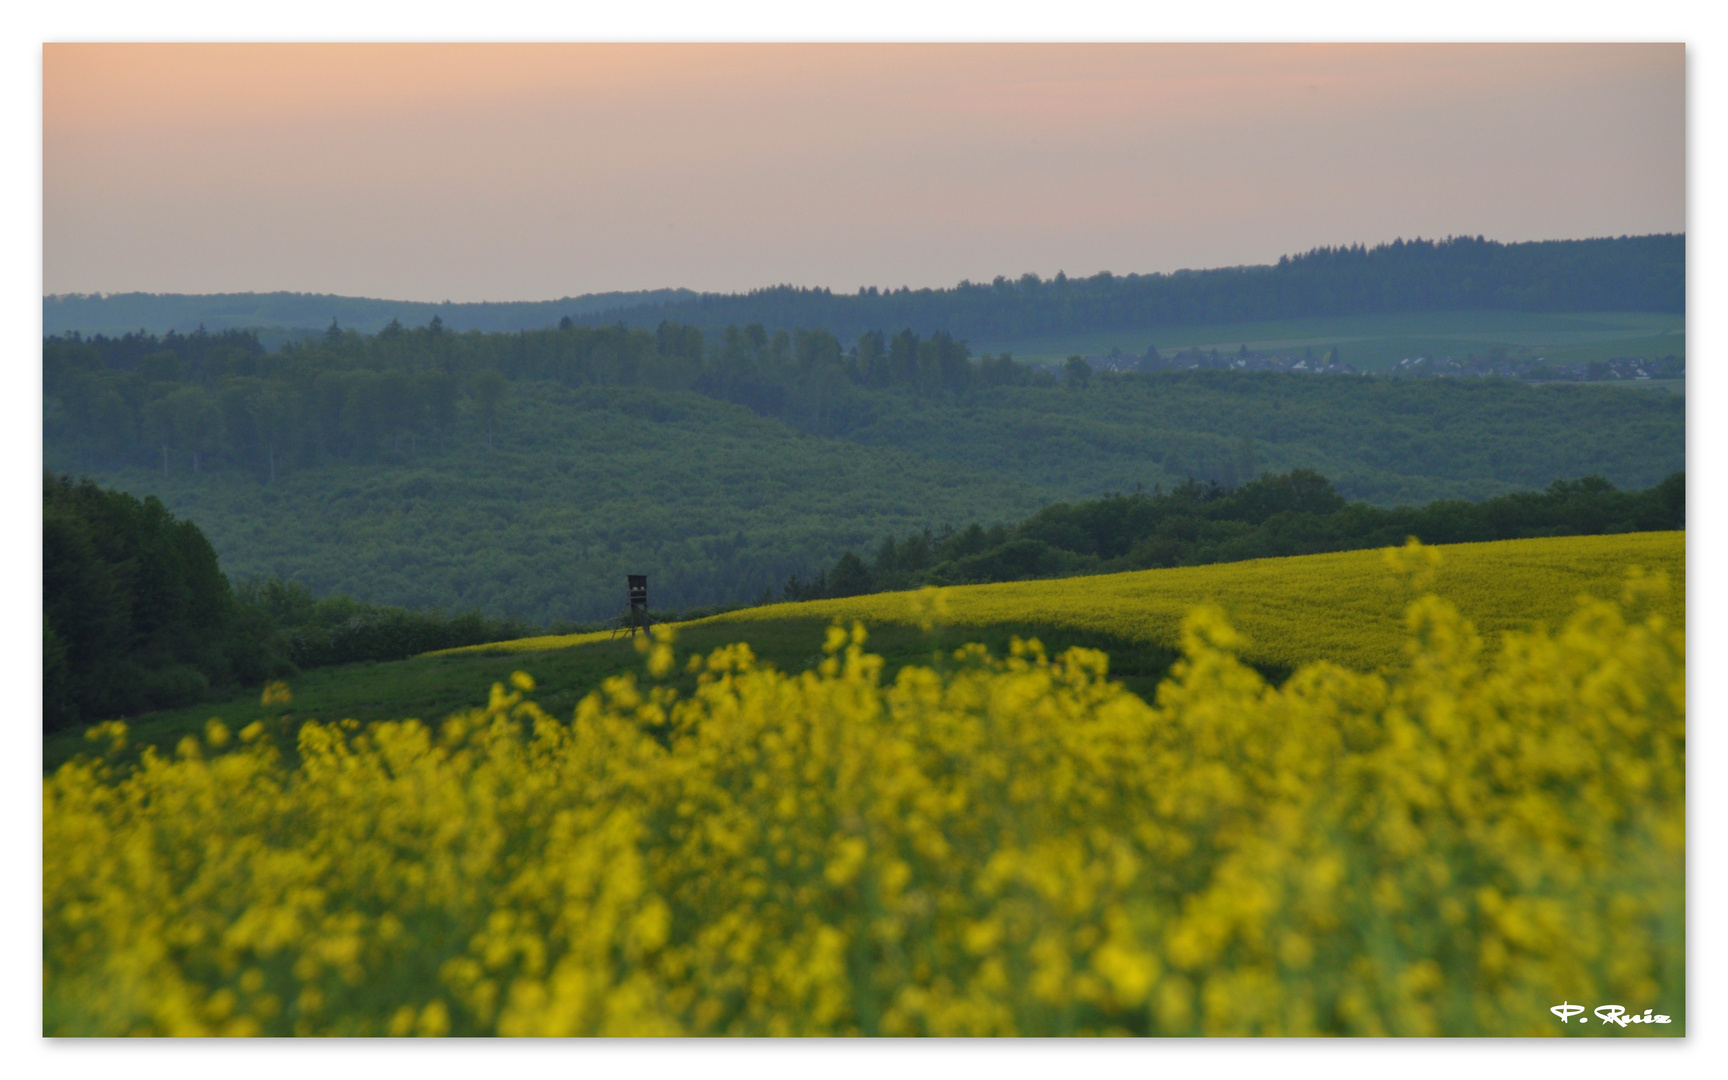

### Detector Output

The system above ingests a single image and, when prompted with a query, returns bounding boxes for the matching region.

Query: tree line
[42,473,576,732]
[787,469,1686,599]
[43,287,696,339]
[581,233,1684,342]
[45,234,1682,345]
[43,316,1061,479]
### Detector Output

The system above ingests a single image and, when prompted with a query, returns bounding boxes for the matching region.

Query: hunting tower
[621,574,651,637]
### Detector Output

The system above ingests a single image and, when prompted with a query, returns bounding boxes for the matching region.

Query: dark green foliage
[43,314,1685,624]
[45,315,1687,482]
[46,236,1680,347]
[41,473,599,731]
[826,552,873,598]
[231,577,572,671]
[570,234,1683,340]
[41,473,287,730]
[809,469,1685,593]
[844,370,1684,506]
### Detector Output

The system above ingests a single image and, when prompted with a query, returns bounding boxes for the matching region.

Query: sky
[43,42,1684,302]
[9,19,1727,1080]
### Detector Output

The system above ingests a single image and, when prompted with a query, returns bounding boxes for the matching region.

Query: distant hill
[41,288,698,339]
[45,232,1682,350]
[578,233,1684,342]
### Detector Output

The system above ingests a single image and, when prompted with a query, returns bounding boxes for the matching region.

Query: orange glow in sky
[44,43,1683,301]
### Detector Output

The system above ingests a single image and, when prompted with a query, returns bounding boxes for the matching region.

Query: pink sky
[43,43,1683,302]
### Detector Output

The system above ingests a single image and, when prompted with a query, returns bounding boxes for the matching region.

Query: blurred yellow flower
[44,559,1683,1037]
[260,681,292,707]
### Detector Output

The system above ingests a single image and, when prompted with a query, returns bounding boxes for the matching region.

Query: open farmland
[45,537,1684,1035]
[449,531,1685,677]
[49,531,1682,777]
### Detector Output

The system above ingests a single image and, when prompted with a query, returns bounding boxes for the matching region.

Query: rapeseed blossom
[435,532,1683,678]
[45,550,1683,1036]
[703,531,1684,676]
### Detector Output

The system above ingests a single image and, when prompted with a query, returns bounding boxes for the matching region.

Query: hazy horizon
[45,43,1684,303]
[43,229,1685,309]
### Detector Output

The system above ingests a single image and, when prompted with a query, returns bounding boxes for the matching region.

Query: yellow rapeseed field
[701,531,1686,675]
[436,532,1683,676]
[45,543,1683,1036]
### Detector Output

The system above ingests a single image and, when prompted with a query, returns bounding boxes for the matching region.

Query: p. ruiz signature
[1550,1002,1673,1027]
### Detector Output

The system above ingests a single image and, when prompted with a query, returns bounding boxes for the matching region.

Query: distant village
[1090,344,1685,383]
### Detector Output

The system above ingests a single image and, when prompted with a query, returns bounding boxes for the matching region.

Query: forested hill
[45,233,1680,343]
[45,306,1684,622]
[583,234,1684,342]
[42,287,697,339]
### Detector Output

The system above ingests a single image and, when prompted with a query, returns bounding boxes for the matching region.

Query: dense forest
[580,233,1683,341]
[42,473,572,732]
[42,317,1008,472]
[44,473,266,728]
[43,313,1685,622]
[44,234,1681,343]
[788,470,1687,598]
[44,313,1685,478]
